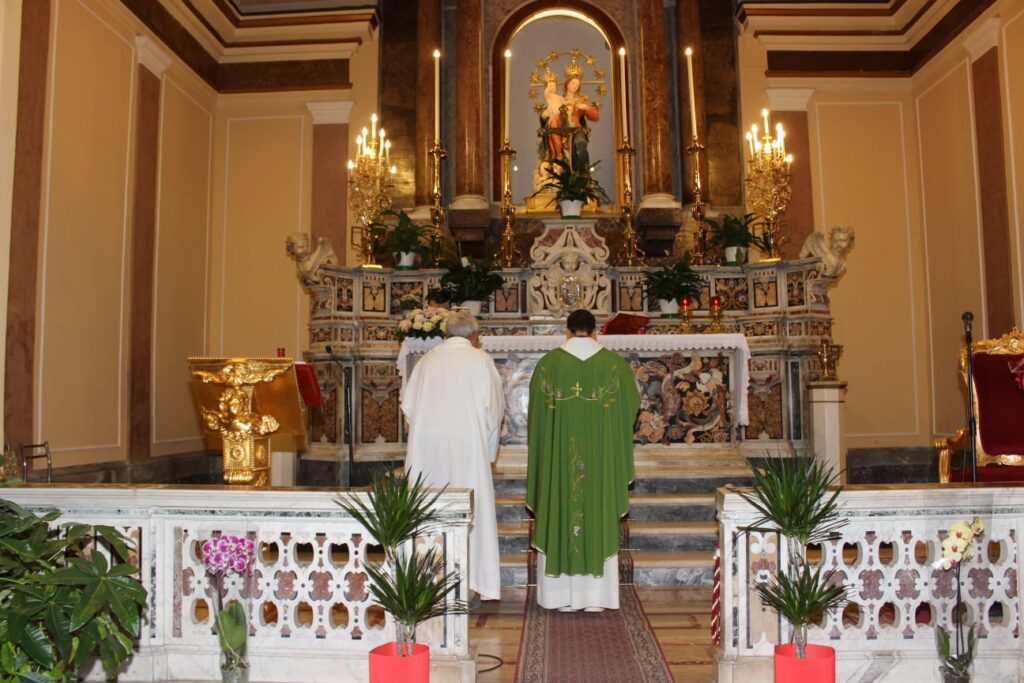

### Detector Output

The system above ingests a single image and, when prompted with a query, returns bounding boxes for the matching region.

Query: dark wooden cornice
[119,0,353,92]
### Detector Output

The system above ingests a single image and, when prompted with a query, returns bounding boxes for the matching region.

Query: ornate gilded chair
[936,327,1024,483]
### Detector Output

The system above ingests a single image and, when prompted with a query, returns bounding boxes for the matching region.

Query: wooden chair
[19,442,52,483]
[936,327,1024,483]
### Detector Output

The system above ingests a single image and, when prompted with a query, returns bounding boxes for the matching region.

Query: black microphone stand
[325,346,354,488]
[962,312,978,483]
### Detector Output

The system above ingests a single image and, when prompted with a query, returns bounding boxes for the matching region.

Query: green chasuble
[526,346,641,577]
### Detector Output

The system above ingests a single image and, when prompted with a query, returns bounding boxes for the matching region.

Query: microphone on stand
[961,312,977,483]
[325,346,354,488]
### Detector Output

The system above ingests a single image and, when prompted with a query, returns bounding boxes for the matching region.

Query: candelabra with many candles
[347,114,396,268]
[744,109,793,262]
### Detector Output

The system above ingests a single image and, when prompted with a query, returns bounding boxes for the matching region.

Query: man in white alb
[401,310,505,602]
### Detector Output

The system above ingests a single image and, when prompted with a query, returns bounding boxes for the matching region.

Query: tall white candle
[371,113,377,142]
[761,108,770,136]
[433,50,441,141]
[503,50,512,141]
[684,47,698,139]
[618,47,628,139]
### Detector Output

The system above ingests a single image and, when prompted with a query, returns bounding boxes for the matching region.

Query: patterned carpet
[515,522,674,683]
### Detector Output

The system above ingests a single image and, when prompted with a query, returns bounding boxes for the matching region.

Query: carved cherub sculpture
[285,233,339,286]
[799,225,855,278]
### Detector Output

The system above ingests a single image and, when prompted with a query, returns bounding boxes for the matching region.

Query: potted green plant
[643,253,705,316]
[336,470,466,683]
[373,210,428,269]
[430,255,505,315]
[531,159,611,218]
[739,456,848,682]
[0,497,148,682]
[706,213,762,265]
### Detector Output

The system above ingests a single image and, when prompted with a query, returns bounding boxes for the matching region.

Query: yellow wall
[1005,9,1024,328]
[0,0,22,447]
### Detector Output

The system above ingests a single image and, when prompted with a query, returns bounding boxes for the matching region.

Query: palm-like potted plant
[373,210,428,269]
[739,456,848,681]
[531,159,611,218]
[644,253,705,315]
[0,497,148,682]
[706,213,763,265]
[336,470,466,683]
[430,255,505,315]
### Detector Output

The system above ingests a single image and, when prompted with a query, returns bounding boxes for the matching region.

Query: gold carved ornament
[935,327,1024,483]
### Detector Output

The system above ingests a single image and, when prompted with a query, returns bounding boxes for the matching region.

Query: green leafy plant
[706,213,766,253]
[430,255,505,305]
[644,253,705,305]
[936,622,976,678]
[372,210,429,259]
[336,470,466,657]
[934,517,984,678]
[739,457,848,659]
[0,498,147,682]
[531,159,611,206]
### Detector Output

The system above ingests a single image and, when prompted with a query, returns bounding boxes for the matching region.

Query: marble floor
[472,586,715,683]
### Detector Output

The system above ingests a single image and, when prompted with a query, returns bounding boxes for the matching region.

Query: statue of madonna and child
[533,57,600,191]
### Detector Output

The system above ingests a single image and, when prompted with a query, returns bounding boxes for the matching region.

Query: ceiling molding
[135,35,173,76]
[306,100,355,124]
[962,16,1000,62]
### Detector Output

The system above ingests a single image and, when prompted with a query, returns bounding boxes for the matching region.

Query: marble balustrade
[0,486,474,683]
[303,258,835,462]
[715,484,1023,682]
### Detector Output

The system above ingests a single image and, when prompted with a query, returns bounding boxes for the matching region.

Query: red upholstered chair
[936,327,1024,483]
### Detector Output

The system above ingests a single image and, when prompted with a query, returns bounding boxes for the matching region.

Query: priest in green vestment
[526,309,641,611]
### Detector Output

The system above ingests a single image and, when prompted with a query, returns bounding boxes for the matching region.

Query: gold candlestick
[678,296,695,334]
[744,110,793,261]
[427,138,448,266]
[616,136,646,266]
[498,138,522,267]
[705,295,725,333]
[687,138,709,265]
[816,337,842,381]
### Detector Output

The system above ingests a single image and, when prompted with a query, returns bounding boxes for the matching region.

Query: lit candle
[347,160,354,170]
[433,50,441,141]
[761,108,770,135]
[371,113,377,142]
[356,135,363,158]
[385,140,391,165]
[745,132,754,156]
[503,49,511,141]
[681,295,691,309]
[776,123,786,156]
[785,154,793,172]
[711,295,722,309]
[618,47,629,139]
[379,128,385,160]
[684,47,698,139]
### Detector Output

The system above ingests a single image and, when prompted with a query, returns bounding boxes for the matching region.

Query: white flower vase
[724,246,747,265]
[459,300,483,316]
[658,299,679,316]
[559,199,583,218]
[396,252,416,269]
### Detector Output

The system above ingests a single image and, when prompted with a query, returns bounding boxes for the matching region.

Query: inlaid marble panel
[617,272,645,312]
[390,281,424,314]
[714,277,748,310]
[361,274,388,314]
[745,376,783,439]
[632,351,733,444]
[750,270,779,309]
[336,277,354,313]
[360,363,399,444]
[786,271,805,307]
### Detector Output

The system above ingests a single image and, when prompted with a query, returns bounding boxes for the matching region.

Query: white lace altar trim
[398,334,751,424]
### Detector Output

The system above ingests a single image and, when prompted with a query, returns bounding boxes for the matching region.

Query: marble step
[494,475,753,496]
[499,550,715,587]
[495,493,718,523]
[497,520,718,554]
[493,446,749,478]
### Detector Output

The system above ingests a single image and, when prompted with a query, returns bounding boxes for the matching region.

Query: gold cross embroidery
[570,381,583,397]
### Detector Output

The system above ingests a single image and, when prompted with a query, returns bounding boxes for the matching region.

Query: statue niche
[528,222,611,318]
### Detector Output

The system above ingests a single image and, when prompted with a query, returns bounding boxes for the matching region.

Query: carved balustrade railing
[716,484,1022,682]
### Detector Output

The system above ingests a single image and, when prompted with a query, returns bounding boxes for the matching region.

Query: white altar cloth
[398,334,751,425]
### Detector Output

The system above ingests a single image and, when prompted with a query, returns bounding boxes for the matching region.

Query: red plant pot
[774,643,836,683]
[369,642,430,683]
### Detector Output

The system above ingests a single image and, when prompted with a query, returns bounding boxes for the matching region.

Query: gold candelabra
[816,337,843,381]
[616,136,646,266]
[498,138,522,267]
[744,109,793,262]
[678,296,695,334]
[347,114,395,268]
[427,138,447,266]
[705,295,725,334]
[687,138,710,265]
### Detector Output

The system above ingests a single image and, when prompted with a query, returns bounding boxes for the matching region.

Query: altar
[398,334,751,448]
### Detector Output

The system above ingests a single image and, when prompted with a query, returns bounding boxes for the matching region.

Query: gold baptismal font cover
[188,357,306,486]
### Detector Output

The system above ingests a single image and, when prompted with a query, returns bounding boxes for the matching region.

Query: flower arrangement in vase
[430,255,504,313]
[934,517,984,683]
[530,158,611,217]
[643,253,705,315]
[201,534,257,683]
[397,306,450,341]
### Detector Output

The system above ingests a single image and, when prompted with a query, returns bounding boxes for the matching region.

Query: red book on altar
[294,361,323,409]
[600,313,651,335]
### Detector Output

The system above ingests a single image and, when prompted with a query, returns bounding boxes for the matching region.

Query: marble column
[808,381,848,485]
[128,37,172,461]
[676,0,707,207]
[965,18,1015,335]
[452,0,486,209]
[765,89,814,260]
[414,0,441,211]
[306,102,353,264]
[637,0,677,209]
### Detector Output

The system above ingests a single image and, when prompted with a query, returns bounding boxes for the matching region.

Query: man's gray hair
[446,310,480,339]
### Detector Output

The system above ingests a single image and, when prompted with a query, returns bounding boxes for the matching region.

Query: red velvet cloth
[294,362,322,409]
[950,465,1024,483]
[973,352,1024,455]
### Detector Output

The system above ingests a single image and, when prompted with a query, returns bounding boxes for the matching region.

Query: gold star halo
[526,48,607,115]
